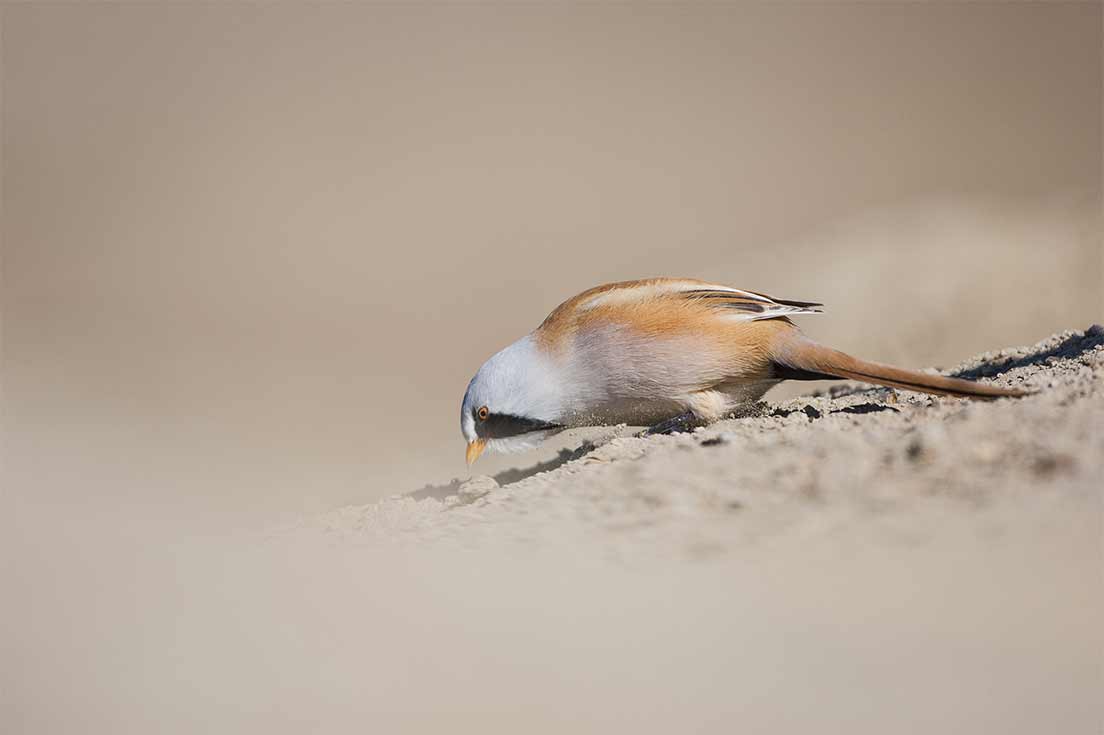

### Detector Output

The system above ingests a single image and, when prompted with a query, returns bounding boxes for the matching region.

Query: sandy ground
[5,328,1103,734]
[202,324,1100,734]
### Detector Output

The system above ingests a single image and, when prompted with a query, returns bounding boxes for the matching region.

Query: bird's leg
[639,410,703,437]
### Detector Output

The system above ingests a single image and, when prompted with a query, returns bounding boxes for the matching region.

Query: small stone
[457,475,499,501]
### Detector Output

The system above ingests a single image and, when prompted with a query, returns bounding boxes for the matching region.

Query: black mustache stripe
[478,412,562,439]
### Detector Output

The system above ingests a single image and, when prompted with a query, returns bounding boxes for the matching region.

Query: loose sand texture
[298,325,1103,558]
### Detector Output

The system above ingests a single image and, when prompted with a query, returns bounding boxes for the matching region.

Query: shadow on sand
[406,442,599,502]
[951,323,1102,379]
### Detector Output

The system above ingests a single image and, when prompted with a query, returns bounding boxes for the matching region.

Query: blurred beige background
[2,2,1101,522]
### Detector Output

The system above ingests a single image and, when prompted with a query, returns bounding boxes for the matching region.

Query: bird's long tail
[770,334,1027,399]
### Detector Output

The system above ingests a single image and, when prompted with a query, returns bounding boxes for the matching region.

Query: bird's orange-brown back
[533,278,815,383]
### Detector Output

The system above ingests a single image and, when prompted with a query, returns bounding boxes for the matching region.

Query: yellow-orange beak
[465,438,487,466]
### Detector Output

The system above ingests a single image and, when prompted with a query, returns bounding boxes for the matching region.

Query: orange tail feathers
[770,334,1028,400]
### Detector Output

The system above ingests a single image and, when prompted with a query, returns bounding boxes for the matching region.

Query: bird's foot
[639,411,703,437]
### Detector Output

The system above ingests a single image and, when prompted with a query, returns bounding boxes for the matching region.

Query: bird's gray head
[460,335,565,464]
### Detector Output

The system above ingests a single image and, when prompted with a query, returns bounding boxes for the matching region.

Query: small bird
[460,278,1024,464]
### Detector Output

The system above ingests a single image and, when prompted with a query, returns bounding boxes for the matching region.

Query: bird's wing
[673,285,822,321]
[533,278,822,366]
[539,278,820,332]
[534,278,819,400]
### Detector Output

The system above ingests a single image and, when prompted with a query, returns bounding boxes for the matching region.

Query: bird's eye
[477,406,489,421]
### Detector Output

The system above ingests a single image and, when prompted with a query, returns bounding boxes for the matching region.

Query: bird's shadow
[406,442,599,501]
